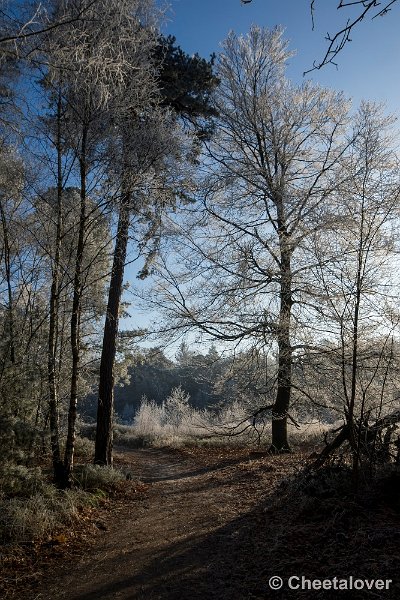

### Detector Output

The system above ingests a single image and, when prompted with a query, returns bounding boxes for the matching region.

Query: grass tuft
[72,464,125,491]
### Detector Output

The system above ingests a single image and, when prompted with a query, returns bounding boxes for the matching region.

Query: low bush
[114,426,157,448]
[113,392,340,450]
[78,422,97,441]
[0,464,46,498]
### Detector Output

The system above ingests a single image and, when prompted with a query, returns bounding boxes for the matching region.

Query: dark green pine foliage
[155,35,219,139]
[137,36,219,281]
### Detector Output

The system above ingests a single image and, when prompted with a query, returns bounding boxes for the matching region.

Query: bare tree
[150,27,351,452]
[0,146,24,369]
[308,0,398,70]
[0,0,100,47]
[46,85,65,482]
[310,101,400,475]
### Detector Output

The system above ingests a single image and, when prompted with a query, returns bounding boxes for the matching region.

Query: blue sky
[163,0,400,115]
[123,0,400,349]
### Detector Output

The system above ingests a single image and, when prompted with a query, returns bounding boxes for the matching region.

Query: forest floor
[3,445,400,600]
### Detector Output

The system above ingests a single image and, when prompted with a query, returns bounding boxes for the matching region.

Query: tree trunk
[347,200,364,483]
[0,201,15,366]
[47,89,64,483]
[95,192,131,466]
[64,126,87,486]
[269,227,292,453]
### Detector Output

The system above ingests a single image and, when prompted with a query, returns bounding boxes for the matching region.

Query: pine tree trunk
[95,192,131,466]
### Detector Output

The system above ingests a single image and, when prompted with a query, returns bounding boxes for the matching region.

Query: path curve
[37,446,298,600]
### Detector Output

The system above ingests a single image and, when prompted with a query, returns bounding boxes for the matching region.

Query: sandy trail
[30,445,400,600]
[36,446,290,600]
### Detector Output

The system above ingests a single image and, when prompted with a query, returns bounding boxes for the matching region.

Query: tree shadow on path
[38,452,400,600]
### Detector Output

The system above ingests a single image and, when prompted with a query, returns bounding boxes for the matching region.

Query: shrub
[111,393,340,450]
[133,398,165,437]
[114,425,157,448]
[78,422,97,440]
[128,392,254,447]
[163,386,191,429]
[0,464,46,498]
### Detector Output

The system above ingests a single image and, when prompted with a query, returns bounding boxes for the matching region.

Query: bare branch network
[0,0,100,46]
[241,1,398,71]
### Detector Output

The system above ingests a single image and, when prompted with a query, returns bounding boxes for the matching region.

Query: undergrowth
[0,441,125,546]
[112,388,338,451]
[0,485,92,543]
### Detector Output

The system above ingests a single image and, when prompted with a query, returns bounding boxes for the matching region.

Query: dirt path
[32,446,400,600]
[36,447,301,600]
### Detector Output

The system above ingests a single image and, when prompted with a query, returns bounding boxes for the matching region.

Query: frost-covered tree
[94,33,218,466]
[151,27,351,451]
[309,102,400,472]
[34,0,160,482]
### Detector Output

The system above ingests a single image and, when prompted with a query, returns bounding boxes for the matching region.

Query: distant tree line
[82,344,226,421]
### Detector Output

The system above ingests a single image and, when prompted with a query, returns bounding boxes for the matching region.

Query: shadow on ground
[115,446,259,483]
[39,455,400,600]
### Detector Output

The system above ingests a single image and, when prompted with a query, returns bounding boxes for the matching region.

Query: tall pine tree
[94,36,218,465]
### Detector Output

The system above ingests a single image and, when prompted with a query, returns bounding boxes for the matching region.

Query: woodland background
[1,4,400,588]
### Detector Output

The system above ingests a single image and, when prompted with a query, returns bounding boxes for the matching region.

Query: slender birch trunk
[0,197,15,366]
